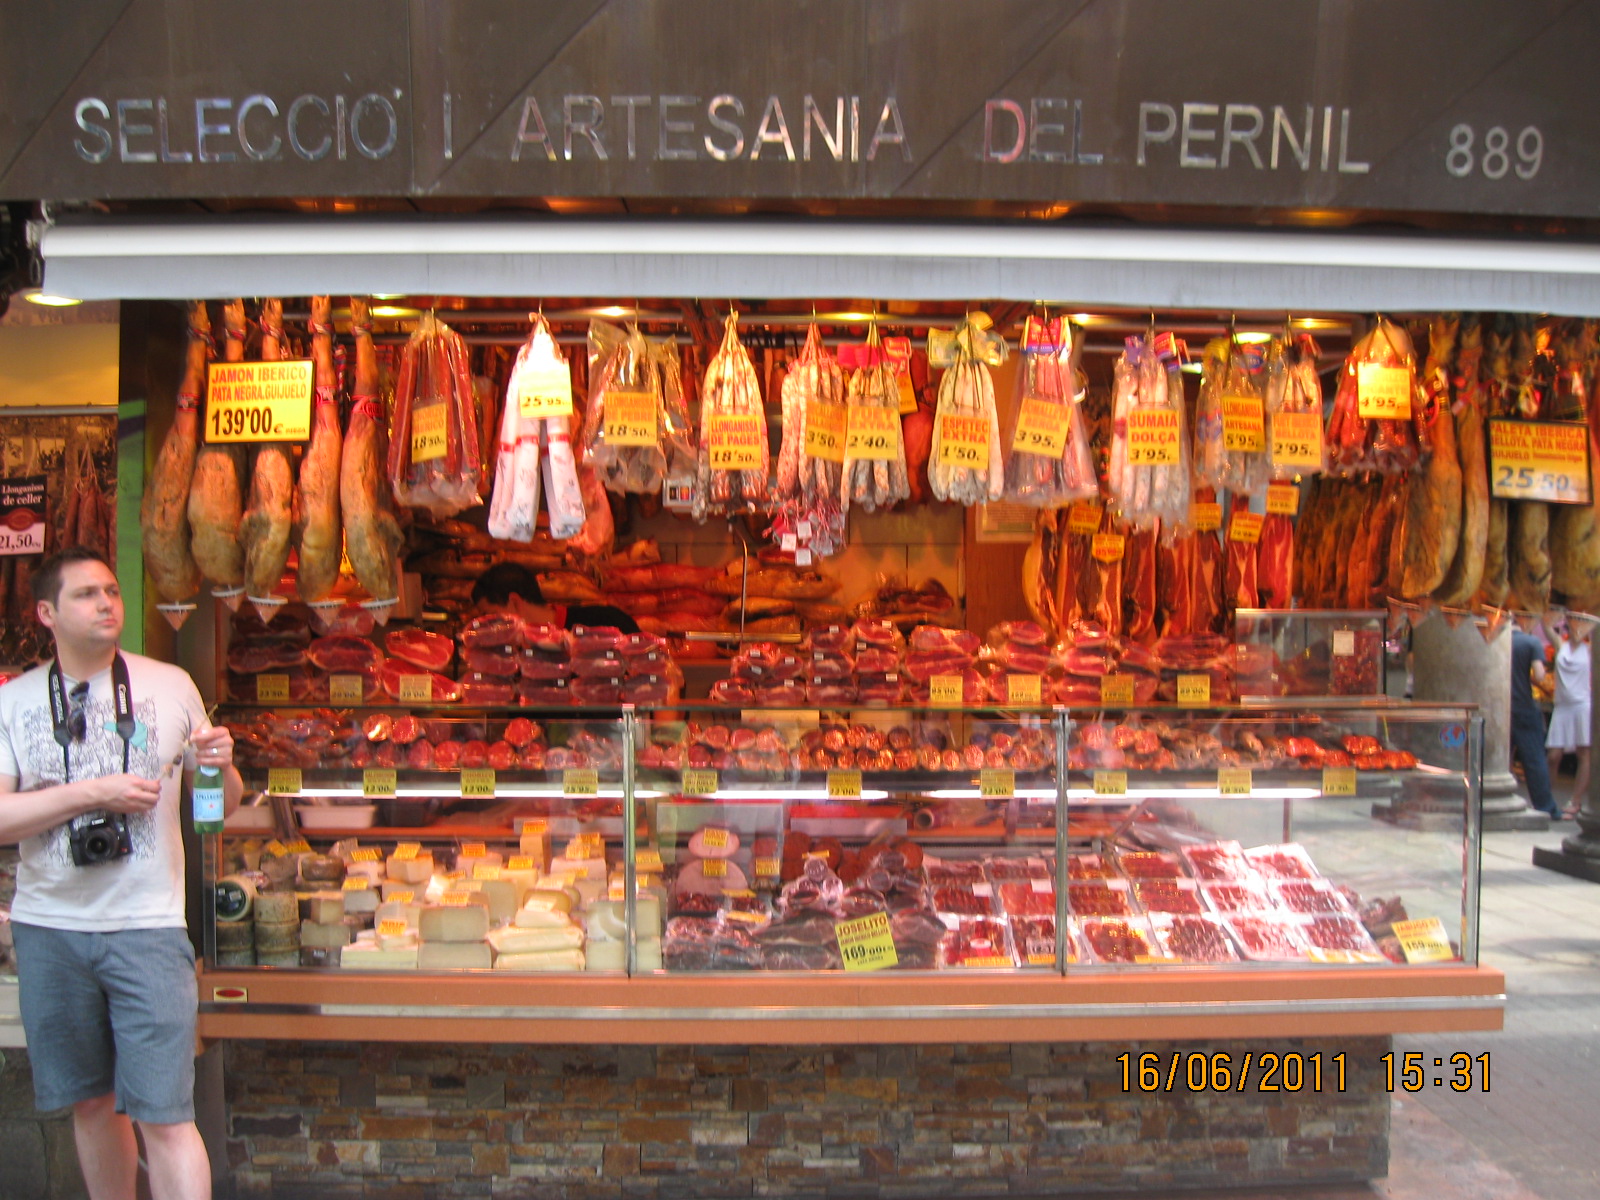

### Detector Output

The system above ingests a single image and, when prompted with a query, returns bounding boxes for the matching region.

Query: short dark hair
[33,547,114,607]
[471,562,545,607]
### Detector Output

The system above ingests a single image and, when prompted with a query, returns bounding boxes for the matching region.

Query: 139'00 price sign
[206,360,314,443]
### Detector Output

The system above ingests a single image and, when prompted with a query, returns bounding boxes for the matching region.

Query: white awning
[40,216,1600,315]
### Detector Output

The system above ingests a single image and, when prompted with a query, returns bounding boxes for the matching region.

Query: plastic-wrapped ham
[459,673,516,705]
[388,314,483,517]
[910,626,981,655]
[462,646,521,678]
[461,613,525,650]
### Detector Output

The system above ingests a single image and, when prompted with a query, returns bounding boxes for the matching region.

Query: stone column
[1395,614,1548,831]
[1534,626,1600,880]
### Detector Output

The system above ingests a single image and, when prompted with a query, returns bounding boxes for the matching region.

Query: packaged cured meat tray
[1148,913,1241,964]
[937,915,1019,969]
[1073,916,1158,965]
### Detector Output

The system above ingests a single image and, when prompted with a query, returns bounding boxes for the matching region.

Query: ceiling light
[370,305,421,319]
[370,293,404,301]
[1234,331,1274,344]
[20,289,81,307]
[596,305,632,317]
[1179,362,1204,374]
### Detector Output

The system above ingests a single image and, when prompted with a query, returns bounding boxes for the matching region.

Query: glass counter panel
[1235,610,1387,698]
[212,708,629,973]
[1064,704,1480,969]
[633,706,1067,973]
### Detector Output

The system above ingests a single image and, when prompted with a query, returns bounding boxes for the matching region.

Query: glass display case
[1234,610,1388,698]
[208,700,1481,978]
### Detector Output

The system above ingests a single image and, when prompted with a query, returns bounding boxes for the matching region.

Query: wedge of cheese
[487,924,581,955]
[419,941,494,970]
[419,904,490,943]
[494,949,585,971]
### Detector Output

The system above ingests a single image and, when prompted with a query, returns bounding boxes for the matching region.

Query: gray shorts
[12,923,197,1124]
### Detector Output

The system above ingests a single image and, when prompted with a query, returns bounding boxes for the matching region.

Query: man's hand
[191,724,234,768]
[83,773,161,814]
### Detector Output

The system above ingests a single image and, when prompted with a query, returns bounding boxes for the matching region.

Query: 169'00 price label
[835,910,897,972]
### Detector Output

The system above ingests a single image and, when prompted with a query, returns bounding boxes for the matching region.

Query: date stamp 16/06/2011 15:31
[1118,1050,1491,1094]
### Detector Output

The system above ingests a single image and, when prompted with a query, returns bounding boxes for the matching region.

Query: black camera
[67,810,132,866]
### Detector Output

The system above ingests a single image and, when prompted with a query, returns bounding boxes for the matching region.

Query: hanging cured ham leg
[1436,319,1489,607]
[296,296,344,601]
[340,298,403,603]
[187,299,248,589]
[241,298,296,603]
[140,301,208,602]
[1399,316,1462,600]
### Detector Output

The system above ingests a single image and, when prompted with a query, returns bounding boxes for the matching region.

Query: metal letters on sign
[3,2,1585,220]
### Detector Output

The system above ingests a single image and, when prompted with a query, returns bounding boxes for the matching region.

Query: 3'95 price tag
[563,768,599,796]
[1322,767,1358,796]
[835,910,898,972]
[1126,409,1181,464]
[1011,398,1070,457]
[980,768,1015,798]
[681,769,719,797]
[363,769,397,798]
[266,768,301,795]
[828,770,863,799]
[460,768,496,798]
[1094,770,1128,796]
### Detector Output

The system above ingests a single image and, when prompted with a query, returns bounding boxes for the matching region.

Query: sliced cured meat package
[909,626,980,655]
[570,626,625,656]
[458,673,516,705]
[227,638,307,674]
[853,647,901,674]
[994,644,1054,675]
[388,313,484,517]
[804,652,855,682]
[856,673,906,704]
[809,624,854,653]
[523,624,573,655]
[806,682,859,707]
[621,675,676,705]
[305,636,383,673]
[904,652,977,683]
[571,652,627,678]
[463,646,522,678]
[569,677,624,705]
[461,613,524,650]
[709,679,757,706]
[519,679,574,705]
[379,663,463,704]
[520,653,574,681]
[384,628,455,673]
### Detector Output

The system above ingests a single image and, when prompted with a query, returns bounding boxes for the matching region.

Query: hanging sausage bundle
[928,314,1005,505]
[694,312,769,519]
[584,320,682,496]
[842,324,911,514]
[1194,336,1272,497]
[1001,314,1097,507]
[774,322,846,554]
[388,313,484,518]
[491,314,587,541]
[1107,332,1191,530]
[1326,316,1421,477]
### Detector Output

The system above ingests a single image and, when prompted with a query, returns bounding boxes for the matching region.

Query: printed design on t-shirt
[17,696,169,868]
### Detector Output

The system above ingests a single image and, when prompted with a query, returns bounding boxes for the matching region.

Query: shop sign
[1270,412,1323,468]
[1126,410,1181,464]
[603,389,658,446]
[1221,396,1264,453]
[845,405,899,460]
[204,361,313,443]
[835,910,897,971]
[804,400,847,462]
[0,476,46,556]
[1012,398,1070,457]
[1487,419,1592,505]
[936,413,989,468]
[705,413,765,469]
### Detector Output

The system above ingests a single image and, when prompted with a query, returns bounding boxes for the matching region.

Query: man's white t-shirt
[0,651,207,931]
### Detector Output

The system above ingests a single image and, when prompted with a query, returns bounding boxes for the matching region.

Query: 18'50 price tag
[602,389,658,447]
[705,414,765,470]
[411,403,447,463]
[1217,768,1253,795]
[1322,767,1358,796]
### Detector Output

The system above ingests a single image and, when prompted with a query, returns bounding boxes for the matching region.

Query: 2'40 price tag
[846,406,900,461]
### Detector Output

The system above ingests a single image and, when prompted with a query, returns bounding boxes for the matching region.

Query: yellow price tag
[803,399,847,463]
[929,675,964,707]
[438,891,472,907]
[828,770,862,799]
[1221,395,1265,452]
[458,843,486,861]
[1191,501,1222,532]
[350,846,382,863]
[1391,916,1455,963]
[1217,768,1253,795]
[701,858,728,879]
[1091,533,1125,563]
[517,361,574,420]
[1094,770,1127,796]
[563,768,599,796]
[1067,502,1102,535]
[342,877,370,892]
[460,768,496,799]
[410,403,448,463]
[1229,511,1264,544]
[1322,767,1358,796]
[845,405,901,461]
[256,674,290,703]
[398,674,432,703]
[699,827,731,851]
[835,910,898,972]
[204,359,314,442]
[392,842,421,861]
[980,768,1015,798]
[284,839,311,854]
[1177,674,1211,706]
[635,848,664,873]
[328,674,365,704]
[1357,363,1412,420]
[1100,674,1135,706]
[363,769,397,798]
[705,413,765,470]
[472,863,501,881]
[1270,411,1324,468]
[267,768,301,795]
[681,769,719,797]
[602,389,658,447]
[506,856,534,872]
[1126,408,1180,464]
[1011,397,1070,457]
[377,918,409,939]
[1487,419,1594,505]
[1265,482,1300,515]
[754,857,780,878]
[265,839,288,858]
[388,890,415,904]
[936,412,991,468]
[897,372,917,415]
[1007,674,1042,706]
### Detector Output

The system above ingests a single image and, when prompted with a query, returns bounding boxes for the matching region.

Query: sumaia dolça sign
[0,0,1592,218]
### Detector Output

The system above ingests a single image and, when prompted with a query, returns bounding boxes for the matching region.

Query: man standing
[0,548,241,1200]
[1510,610,1559,820]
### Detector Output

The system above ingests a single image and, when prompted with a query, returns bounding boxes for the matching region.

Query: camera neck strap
[49,654,134,781]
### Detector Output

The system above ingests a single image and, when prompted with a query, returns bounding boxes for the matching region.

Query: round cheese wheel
[300,855,344,883]
[253,892,297,924]
[215,875,257,922]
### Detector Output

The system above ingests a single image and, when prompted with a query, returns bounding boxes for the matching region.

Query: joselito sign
[0,0,1590,218]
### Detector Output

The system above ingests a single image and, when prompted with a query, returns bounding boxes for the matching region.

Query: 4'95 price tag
[1126,409,1181,464]
[1177,674,1211,706]
[1271,411,1323,468]
[256,674,289,703]
[1357,363,1412,420]
[804,400,847,463]
[828,770,863,799]
[460,768,496,798]
[517,361,574,420]
[681,769,719,796]
[1217,768,1253,795]
[937,413,991,468]
[1322,767,1358,796]
[846,406,900,460]
[562,768,599,796]
[929,675,964,707]
[1391,916,1455,963]
[602,390,658,447]
[267,768,301,795]
[1094,770,1128,796]
[980,768,1015,798]
[835,910,898,972]
[1012,398,1070,457]
[363,769,397,798]
[705,414,765,470]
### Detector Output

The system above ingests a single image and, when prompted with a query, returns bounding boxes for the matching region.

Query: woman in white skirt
[1547,615,1593,820]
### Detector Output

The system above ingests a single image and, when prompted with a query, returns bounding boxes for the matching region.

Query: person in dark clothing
[1510,612,1559,818]
[469,563,640,634]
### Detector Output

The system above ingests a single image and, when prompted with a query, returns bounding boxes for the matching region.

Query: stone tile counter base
[223,1037,1390,1198]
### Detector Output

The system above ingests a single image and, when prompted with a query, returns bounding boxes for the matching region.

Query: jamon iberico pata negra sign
[1,0,1596,218]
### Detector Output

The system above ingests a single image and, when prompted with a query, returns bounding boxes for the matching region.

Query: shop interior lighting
[19,288,81,307]
[369,305,422,318]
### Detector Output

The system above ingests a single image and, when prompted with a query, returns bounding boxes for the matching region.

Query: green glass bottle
[193,762,225,834]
